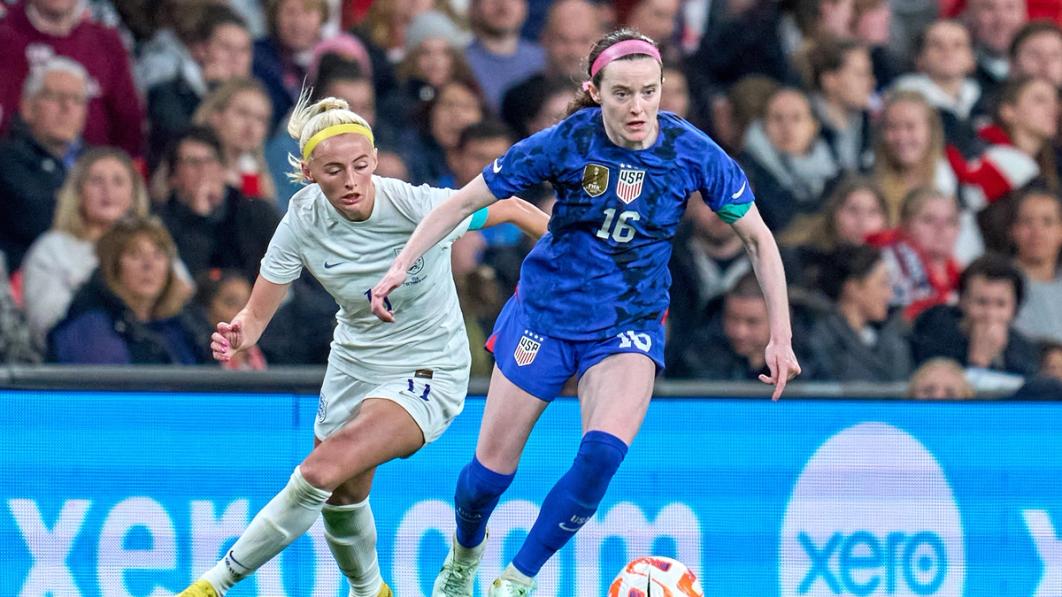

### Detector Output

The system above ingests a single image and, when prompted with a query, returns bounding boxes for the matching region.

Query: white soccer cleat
[432,534,487,597]
[487,577,536,597]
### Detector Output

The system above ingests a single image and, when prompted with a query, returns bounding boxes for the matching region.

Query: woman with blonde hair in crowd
[871,90,953,223]
[193,78,277,201]
[177,89,547,597]
[21,148,152,347]
[908,357,975,399]
[870,89,1005,263]
[869,187,962,321]
[48,216,204,365]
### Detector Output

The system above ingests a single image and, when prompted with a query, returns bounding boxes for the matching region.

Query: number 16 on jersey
[596,208,640,243]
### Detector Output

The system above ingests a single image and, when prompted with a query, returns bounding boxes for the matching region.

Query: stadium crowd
[1,0,1061,395]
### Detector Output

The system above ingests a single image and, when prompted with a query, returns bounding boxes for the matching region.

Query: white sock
[202,467,331,594]
[500,563,535,586]
[323,499,383,597]
[453,531,487,562]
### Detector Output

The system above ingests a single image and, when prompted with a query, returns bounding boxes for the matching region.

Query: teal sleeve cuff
[468,207,489,231]
[716,201,752,224]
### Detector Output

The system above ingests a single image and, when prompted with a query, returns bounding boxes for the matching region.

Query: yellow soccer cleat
[176,580,219,597]
[378,581,393,596]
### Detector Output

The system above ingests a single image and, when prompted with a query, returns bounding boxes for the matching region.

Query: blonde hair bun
[286,88,372,184]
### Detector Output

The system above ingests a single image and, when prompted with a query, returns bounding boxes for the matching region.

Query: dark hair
[1010,186,1062,223]
[807,37,867,91]
[1010,19,1062,60]
[502,76,574,138]
[1041,340,1062,365]
[165,126,223,172]
[312,55,368,101]
[266,0,328,40]
[193,268,247,309]
[994,75,1041,122]
[789,0,826,37]
[457,119,515,150]
[1008,187,1062,257]
[565,28,661,116]
[820,244,883,301]
[912,19,969,58]
[188,3,248,45]
[726,271,764,300]
[823,175,890,242]
[413,74,486,144]
[959,253,1025,307]
[994,76,1061,191]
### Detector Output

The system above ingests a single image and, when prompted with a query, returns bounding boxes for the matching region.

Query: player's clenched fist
[211,320,244,362]
[370,265,405,322]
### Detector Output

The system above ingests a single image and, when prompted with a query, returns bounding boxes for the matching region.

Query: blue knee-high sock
[454,456,515,548]
[512,430,628,577]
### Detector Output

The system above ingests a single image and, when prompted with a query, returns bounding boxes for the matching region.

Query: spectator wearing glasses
[156,127,279,282]
[0,0,144,156]
[0,56,89,271]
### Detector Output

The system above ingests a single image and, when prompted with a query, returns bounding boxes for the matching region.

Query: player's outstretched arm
[371,175,497,321]
[730,204,801,400]
[212,276,289,362]
[484,197,550,239]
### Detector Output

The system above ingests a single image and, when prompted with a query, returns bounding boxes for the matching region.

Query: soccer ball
[608,556,704,596]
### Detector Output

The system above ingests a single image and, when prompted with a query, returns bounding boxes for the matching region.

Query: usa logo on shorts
[514,332,542,366]
[617,168,645,204]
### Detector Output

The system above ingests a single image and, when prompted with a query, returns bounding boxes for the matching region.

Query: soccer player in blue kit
[371,29,801,597]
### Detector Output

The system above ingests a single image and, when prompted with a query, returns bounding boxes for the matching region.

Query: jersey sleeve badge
[582,163,610,197]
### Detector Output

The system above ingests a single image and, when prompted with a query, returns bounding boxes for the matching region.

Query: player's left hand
[370,263,406,322]
[758,340,801,401]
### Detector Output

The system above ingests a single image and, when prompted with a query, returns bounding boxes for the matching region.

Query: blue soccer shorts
[486,296,665,401]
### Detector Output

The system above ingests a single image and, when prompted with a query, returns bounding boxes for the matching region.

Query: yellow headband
[302,123,375,160]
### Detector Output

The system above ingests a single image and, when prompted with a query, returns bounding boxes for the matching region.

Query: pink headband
[589,39,661,79]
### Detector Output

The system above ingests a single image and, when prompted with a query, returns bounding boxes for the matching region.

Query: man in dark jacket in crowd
[913,253,1038,377]
[0,55,89,271]
[156,127,279,282]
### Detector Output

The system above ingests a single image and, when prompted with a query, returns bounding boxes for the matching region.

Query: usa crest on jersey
[514,332,543,366]
[617,168,646,203]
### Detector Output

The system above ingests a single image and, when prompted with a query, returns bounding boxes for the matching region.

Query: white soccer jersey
[259,176,472,379]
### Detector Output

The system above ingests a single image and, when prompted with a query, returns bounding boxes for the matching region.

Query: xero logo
[798,530,947,594]
[780,422,965,596]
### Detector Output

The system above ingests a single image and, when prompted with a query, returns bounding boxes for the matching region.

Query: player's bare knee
[298,458,343,491]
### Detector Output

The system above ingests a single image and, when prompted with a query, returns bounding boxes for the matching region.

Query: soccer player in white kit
[177,93,549,597]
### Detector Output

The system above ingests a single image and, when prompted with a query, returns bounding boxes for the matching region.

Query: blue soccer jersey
[482,107,754,341]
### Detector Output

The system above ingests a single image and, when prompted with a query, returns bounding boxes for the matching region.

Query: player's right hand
[211,320,244,362]
[370,264,406,322]
[759,340,801,401]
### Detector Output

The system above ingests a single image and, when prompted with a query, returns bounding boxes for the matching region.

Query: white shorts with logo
[315,361,469,443]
